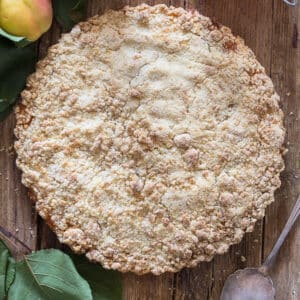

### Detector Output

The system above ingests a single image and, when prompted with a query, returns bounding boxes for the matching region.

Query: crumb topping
[15,4,285,275]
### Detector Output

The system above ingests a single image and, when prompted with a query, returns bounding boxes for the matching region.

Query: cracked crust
[14,4,285,275]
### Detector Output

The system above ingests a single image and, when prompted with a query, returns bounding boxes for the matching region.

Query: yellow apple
[0,0,53,41]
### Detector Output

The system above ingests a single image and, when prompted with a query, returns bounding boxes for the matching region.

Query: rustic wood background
[0,0,299,299]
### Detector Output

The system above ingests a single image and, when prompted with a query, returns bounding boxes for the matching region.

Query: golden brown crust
[15,4,285,275]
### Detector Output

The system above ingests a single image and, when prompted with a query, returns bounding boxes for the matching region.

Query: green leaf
[5,257,16,294]
[0,100,11,112]
[71,254,122,300]
[0,106,13,121]
[0,28,31,48]
[0,37,36,121]
[14,39,33,48]
[0,28,24,43]
[8,249,93,300]
[52,0,87,31]
[0,240,11,299]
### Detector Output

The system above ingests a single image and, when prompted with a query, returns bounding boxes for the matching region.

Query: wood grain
[264,2,300,300]
[0,115,37,258]
[0,1,299,299]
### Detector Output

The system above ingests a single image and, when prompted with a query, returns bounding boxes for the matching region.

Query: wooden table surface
[1,1,299,299]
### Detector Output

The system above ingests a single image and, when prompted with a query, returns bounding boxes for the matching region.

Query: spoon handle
[261,195,300,272]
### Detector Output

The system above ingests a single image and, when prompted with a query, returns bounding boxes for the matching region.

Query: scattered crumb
[254,239,259,243]
[241,256,247,262]
[286,92,291,96]
[15,228,19,233]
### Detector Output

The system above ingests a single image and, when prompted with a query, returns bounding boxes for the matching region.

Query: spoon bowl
[221,268,275,300]
[221,195,300,300]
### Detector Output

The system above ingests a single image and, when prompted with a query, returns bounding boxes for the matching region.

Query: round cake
[15,4,285,275]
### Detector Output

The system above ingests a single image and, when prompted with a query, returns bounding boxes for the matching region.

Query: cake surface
[15,4,285,275]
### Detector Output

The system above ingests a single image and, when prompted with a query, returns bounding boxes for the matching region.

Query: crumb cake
[15,4,285,275]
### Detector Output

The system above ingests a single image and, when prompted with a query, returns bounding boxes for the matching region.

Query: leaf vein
[33,273,80,289]
[39,284,63,294]
[24,257,52,299]
[26,258,77,275]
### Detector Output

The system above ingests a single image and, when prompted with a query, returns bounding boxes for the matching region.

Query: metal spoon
[282,0,298,6]
[221,195,300,300]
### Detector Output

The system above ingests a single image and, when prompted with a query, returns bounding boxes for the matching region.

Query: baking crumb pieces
[240,256,247,262]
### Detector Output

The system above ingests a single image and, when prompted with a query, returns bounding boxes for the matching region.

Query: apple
[0,0,53,41]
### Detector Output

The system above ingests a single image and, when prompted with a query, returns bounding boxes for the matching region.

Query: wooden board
[0,1,299,299]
